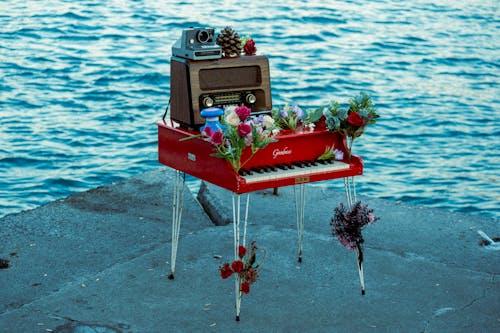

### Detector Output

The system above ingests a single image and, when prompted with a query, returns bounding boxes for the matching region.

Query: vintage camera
[172,27,222,61]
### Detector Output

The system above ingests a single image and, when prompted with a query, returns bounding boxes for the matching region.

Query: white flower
[262,115,275,129]
[225,110,241,127]
[224,105,237,114]
[271,128,280,136]
[305,123,315,131]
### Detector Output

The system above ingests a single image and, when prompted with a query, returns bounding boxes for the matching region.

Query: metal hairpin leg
[232,193,250,321]
[344,176,357,208]
[168,170,186,280]
[343,176,365,295]
[294,184,306,263]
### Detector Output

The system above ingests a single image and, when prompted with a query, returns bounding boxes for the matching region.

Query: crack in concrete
[420,273,497,333]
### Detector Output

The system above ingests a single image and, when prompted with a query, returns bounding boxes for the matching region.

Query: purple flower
[253,115,263,124]
[292,104,303,119]
[280,109,288,118]
[334,149,344,161]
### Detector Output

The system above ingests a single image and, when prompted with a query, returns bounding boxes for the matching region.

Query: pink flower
[235,106,251,121]
[244,133,253,146]
[237,122,252,137]
[202,126,212,137]
[368,212,375,223]
[210,131,223,145]
[347,112,364,127]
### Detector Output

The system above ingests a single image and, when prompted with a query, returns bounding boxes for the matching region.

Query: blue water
[1,0,499,220]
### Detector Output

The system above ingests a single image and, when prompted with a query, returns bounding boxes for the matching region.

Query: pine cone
[216,26,242,57]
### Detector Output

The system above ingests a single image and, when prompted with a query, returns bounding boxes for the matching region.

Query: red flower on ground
[238,245,246,258]
[346,112,364,126]
[235,106,251,121]
[219,263,233,279]
[210,131,223,145]
[240,281,250,294]
[237,122,252,137]
[231,260,244,273]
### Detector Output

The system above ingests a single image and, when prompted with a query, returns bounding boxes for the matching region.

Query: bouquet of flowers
[331,201,378,295]
[323,92,379,160]
[200,106,277,172]
[331,201,378,250]
[219,241,265,295]
[272,103,305,131]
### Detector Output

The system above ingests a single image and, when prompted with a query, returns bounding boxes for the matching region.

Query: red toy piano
[157,117,363,320]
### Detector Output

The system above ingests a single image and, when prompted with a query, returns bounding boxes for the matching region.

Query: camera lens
[196,30,210,43]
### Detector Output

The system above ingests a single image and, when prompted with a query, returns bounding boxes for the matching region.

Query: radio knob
[202,96,214,107]
[245,93,256,104]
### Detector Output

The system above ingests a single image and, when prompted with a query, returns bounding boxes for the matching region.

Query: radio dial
[245,93,257,104]
[202,96,214,107]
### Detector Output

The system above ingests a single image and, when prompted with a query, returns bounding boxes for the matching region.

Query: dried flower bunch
[201,106,277,172]
[331,201,379,250]
[219,241,264,294]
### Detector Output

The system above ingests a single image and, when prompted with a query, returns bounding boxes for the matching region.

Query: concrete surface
[0,168,498,333]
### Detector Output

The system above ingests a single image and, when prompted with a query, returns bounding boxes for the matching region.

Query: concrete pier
[1,168,498,332]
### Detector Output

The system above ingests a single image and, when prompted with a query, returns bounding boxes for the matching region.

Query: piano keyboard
[238,159,350,184]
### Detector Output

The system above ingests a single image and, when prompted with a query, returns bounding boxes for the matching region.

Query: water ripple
[1,0,498,220]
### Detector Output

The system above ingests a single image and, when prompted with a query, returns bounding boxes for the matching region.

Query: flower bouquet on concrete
[219,241,265,321]
[331,201,378,295]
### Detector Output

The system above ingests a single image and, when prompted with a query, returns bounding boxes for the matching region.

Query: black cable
[162,97,171,121]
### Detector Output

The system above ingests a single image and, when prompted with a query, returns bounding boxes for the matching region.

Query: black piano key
[276,164,288,170]
[310,160,318,166]
[252,167,265,174]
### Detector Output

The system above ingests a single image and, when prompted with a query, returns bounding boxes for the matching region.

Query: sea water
[1,0,498,219]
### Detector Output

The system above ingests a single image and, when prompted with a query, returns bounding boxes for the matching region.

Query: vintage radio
[170,55,272,129]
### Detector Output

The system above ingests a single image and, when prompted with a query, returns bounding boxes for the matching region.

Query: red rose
[237,122,252,137]
[235,106,251,121]
[210,131,223,145]
[219,263,233,279]
[231,260,244,273]
[238,245,246,258]
[240,281,250,294]
[346,112,364,127]
[243,39,257,55]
